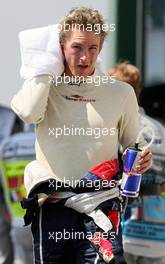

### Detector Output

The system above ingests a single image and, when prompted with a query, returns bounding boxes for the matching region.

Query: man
[108,62,165,264]
[0,107,34,264]
[11,7,152,264]
[0,106,15,264]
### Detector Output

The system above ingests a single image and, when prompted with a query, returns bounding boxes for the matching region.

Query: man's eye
[73,46,81,49]
[89,47,97,50]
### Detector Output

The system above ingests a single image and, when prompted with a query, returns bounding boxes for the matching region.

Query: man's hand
[19,24,64,79]
[136,147,152,174]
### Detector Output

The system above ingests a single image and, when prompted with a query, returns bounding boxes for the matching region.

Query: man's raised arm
[11,24,64,124]
[11,75,53,124]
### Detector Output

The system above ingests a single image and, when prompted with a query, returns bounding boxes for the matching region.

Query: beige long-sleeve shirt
[11,69,140,194]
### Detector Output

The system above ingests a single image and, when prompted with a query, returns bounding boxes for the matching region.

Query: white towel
[19,24,64,79]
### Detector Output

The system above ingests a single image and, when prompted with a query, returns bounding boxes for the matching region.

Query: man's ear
[98,38,103,52]
[99,44,103,53]
[60,44,66,67]
[60,44,65,56]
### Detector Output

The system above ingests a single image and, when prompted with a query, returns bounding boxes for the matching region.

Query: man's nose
[80,49,89,61]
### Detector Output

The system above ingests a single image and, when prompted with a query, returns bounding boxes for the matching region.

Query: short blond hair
[59,7,108,49]
[108,62,142,99]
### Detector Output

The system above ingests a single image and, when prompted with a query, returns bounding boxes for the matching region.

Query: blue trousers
[31,202,126,264]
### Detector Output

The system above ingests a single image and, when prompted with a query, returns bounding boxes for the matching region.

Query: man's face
[61,29,101,77]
